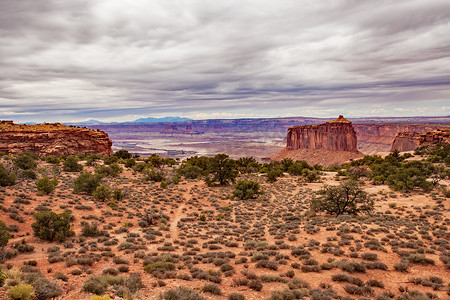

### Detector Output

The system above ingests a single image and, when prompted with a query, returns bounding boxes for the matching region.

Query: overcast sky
[1,0,449,123]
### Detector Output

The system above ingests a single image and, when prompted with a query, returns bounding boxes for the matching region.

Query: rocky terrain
[271,116,364,166]
[0,149,449,300]
[391,129,450,152]
[0,121,113,157]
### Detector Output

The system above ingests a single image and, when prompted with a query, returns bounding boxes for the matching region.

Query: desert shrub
[21,170,37,180]
[232,180,263,200]
[201,283,221,295]
[228,293,245,300]
[81,222,101,237]
[83,277,107,295]
[267,169,283,183]
[367,279,384,288]
[0,164,16,186]
[124,158,136,168]
[44,156,59,164]
[73,172,101,195]
[158,287,206,300]
[178,165,204,179]
[311,180,373,216]
[144,261,176,277]
[53,272,68,282]
[7,284,35,300]
[36,176,58,195]
[288,278,310,289]
[338,260,366,273]
[31,210,74,242]
[93,185,111,201]
[1,220,11,255]
[361,253,378,261]
[114,150,132,160]
[31,276,62,300]
[0,265,6,286]
[14,153,38,170]
[344,285,374,296]
[63,155,83,172]
[112,189,124,201]
[394,261,410,272]
[248,279,263,291]
[406,254,435,265]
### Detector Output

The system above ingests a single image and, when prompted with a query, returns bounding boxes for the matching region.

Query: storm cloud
[1,0,449,122]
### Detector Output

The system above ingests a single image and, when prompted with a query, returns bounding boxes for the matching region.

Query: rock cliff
[0,121,113,157]
[272,116,363,166]
[391,129,450,152]
[285,115,358,152]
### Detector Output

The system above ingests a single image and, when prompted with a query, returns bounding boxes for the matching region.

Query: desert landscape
[0,118,449,300]
[1,1,450,299]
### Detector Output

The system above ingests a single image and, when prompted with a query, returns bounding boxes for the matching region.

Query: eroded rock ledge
[0,121,113,156]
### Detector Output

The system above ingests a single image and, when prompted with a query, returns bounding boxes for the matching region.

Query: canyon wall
[0,121,113,157]
[391,129,450,152]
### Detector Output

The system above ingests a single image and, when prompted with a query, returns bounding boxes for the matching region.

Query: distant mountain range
[67,116,192,125]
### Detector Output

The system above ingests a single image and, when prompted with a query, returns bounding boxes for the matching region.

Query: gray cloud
[0,0,449,122]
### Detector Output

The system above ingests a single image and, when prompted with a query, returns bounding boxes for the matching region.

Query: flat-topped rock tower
[272,115,363,166]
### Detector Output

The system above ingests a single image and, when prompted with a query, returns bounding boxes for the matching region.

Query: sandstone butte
[0,120,113,157]
[271,115,364,166]
[391,128,450,152]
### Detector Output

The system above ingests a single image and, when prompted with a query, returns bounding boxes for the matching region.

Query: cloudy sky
[1,0,449,123]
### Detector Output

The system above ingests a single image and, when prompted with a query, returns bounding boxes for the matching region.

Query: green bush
[14,153,38,170]
[114,150,132,160]
[21,170,37,180]
[62,155,83,172]
[0,164,16,186]
[232,180,263,200]
[73,172,101,195]
[83,277,107,295]
[93,185,111,201]
[45,156,60,164]
[7,284,35,300]
[267,169,283,183]
[36,176,58,195]
[201,283,221,295]
[31,210,74,242]
[0,265,6,287]
[1,220,11,254]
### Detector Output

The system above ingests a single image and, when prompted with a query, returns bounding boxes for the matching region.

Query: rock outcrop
[0,121,113,157]
[286,115,358,152]
[391,129,450,152]
[272,116,363,166]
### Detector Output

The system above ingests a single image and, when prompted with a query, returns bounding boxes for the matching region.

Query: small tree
[310,180,373,216]
[31,210,74,242]
[63,155,83,172]
[0,164,15,186]
[0,220,11,261]
[114,150,132,160]
[36,176,58,195]
[207,154,238,186]
[92,185,111,201]
[14,152,38,170]
[73,172,101,195]
[232,180,263,200]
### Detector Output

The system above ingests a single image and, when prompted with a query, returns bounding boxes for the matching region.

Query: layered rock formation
[272,116,363,166]
[391,129,450,152]
[0,121,113,157]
